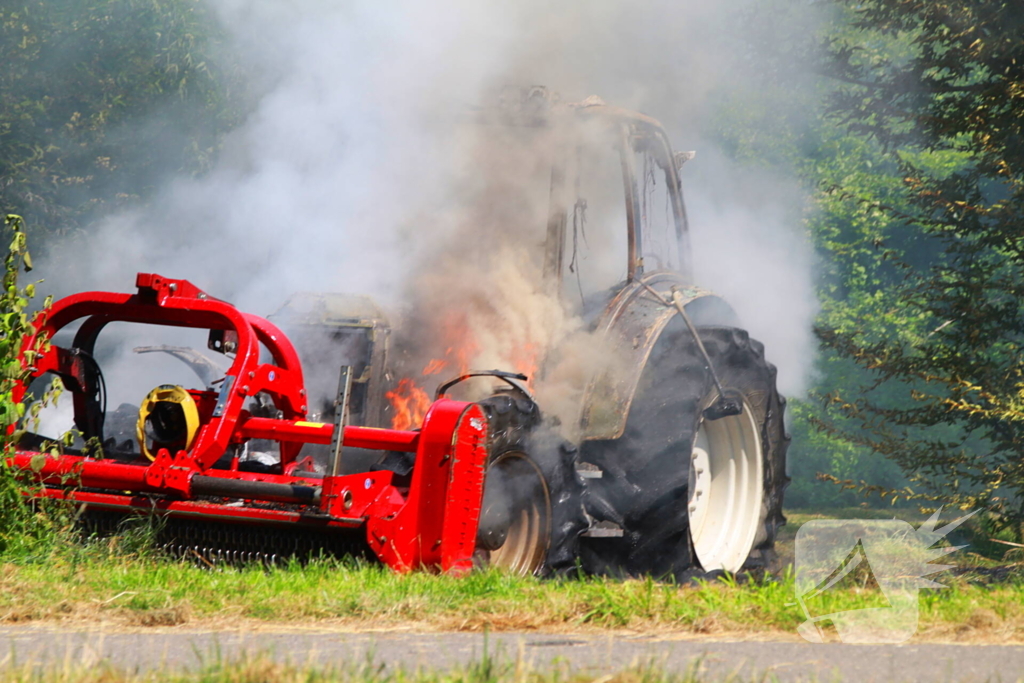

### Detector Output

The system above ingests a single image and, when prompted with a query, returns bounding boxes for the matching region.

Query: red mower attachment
[8,273,490,573]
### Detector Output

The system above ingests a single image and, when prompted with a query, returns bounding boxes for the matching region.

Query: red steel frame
[7,273,489,573]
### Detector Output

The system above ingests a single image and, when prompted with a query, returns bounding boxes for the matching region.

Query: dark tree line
[0,0,240,234]
[815,1,1024,531]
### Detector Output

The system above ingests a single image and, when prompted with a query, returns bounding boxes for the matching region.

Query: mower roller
[8,273,490,573]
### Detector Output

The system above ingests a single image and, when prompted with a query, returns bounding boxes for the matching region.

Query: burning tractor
[10,90,788,579]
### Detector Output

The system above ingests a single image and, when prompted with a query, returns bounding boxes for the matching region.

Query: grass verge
[0,506,1019,642]
[0,549,1021,642]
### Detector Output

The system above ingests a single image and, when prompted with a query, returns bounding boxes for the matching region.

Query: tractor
[10,89,788,578]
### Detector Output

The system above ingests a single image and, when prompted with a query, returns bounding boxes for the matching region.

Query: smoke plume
[37,0,819,416]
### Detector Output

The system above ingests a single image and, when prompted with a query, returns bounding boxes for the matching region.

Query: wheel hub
[688,396,764,573]
[474,452,551,575]
[476,474,513,551]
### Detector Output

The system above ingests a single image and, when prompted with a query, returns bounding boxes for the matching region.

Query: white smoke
[38,0,820,403]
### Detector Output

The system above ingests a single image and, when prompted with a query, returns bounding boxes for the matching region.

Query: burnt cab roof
[270,292,389,329]
[469,86,671,136]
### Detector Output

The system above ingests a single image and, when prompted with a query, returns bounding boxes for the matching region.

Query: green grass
[0,507,1019,641]
[0,549,1021,640]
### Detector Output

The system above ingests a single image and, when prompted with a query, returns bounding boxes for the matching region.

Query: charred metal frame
[550,106,694,287]
[535,104,692,288]
[527,102,722,440]
[268,293,393,430]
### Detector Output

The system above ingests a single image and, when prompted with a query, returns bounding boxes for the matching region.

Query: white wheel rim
[688,396,763,572]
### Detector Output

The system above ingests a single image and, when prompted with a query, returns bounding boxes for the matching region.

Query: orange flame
[387,313,480,429]
[385,378,432,431]
[387,312,542,429]
[434,311,477,378]
[510,342,539,387]
[422,358,447,376]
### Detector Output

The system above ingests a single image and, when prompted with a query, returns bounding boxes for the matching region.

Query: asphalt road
[0,628,1021,682]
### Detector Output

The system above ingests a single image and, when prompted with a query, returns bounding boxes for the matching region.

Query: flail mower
[10,273,490,573]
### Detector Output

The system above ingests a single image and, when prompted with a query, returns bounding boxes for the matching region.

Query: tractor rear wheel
[475,394,588,576]
[580,323,789,579]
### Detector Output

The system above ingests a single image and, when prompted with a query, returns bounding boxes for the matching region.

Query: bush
[0,214,63,557]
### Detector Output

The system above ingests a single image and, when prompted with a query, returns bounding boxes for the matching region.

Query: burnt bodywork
[270,292,392,428]
[268,293,394,474]
[261,92,740,444]
[475,92,739,440]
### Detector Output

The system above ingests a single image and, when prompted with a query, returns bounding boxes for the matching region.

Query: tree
[700,0,919,509]
[0,0,240,234]
[817,1,1024,530]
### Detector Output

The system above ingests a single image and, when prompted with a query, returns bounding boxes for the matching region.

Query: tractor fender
[578,271,738,441]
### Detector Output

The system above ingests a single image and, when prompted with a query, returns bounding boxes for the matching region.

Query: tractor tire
[579,323,789,580]
[476,393,589,576]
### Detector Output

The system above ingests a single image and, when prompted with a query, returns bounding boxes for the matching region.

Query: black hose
[191,476,321,504]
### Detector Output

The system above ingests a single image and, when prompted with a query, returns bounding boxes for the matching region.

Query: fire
[425,310,478,379]
[387,311,540,429]
[387,312,479,429]
[422,358,447,376]
[510,342,539,386]
[385,378,432,431]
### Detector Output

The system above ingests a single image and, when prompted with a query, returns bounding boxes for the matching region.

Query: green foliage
[0,652,723,683]
[0,0,241,233]
[699,8,919,509]
[703,2,1024,519]
[794,127,931,508]
[0,1,242,551]
[0,214,77,560]
[786,398,900,508]
[814,1,1024,530]
[0,213,59,554]
[0,215,34,434]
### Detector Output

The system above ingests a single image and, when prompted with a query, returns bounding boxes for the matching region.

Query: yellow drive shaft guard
[136,384,200,461]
